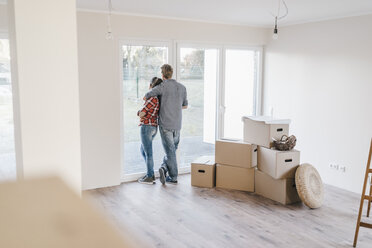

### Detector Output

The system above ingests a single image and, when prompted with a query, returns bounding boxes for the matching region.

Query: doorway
[121,41,171,180]
[176,46,219,169]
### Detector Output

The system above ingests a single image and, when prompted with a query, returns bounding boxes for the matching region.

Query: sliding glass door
[175,45,261,168]
[120,40,262,180]
[219,48,262,140]
[121,41,171,179]
[177,46,219,169]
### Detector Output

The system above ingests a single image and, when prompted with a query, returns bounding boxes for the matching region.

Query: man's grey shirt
[145,79,188,131]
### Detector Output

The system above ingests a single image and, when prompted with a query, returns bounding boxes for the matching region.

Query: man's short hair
[161,64,173,79]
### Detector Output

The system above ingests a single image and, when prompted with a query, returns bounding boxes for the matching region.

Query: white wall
[8,0,82,191]
[263,14,372,193]
[77,11,268,189]
[0,4,7,32]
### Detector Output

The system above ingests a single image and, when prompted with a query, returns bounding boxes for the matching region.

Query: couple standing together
[137,64,188,185]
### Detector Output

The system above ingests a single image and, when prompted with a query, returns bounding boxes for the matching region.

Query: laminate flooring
[84,174,372,248]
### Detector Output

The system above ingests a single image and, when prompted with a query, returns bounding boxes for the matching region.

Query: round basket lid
[295,163,324,209]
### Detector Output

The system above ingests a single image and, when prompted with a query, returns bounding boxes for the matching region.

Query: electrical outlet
[330,164,338,170]
[329,163,346,173]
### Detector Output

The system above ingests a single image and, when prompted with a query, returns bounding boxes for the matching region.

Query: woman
[137,77,163,184]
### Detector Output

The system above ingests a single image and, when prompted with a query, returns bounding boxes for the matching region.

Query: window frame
[219,45,263,139]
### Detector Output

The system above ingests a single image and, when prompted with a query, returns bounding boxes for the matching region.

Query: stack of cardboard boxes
[243,116,301,205]
[191,116,302,205]
[191,139,257,192]
[215,139,257,192]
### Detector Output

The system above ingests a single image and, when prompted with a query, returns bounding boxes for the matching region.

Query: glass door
[177,46,219,169]
[120,41,262,180]
[0,38,16,181]
[219,48,262,140]
[121,41,171,179]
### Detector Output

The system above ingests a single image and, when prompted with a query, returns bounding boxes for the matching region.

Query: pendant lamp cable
[106,0,113,40]
[271,0,288,40]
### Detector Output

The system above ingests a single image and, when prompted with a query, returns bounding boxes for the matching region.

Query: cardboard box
[216,164,255,192]
[191,156,216,188]
[255,169,301,205]
[215,139,257,168]
[258,146,300,179]
[242,116,290,148]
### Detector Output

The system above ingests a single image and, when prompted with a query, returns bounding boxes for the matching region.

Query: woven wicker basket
[273,135,297,151]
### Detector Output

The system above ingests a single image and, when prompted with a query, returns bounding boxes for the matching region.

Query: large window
[120,40,262,180]
[121,42,169,179]
[221,48,261,140]
[0,38,16,181]
[177,46,218,168]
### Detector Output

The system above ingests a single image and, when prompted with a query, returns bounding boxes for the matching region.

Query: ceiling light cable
[277,0,288,20]
[272,0,288,40]
[106,0,113,40]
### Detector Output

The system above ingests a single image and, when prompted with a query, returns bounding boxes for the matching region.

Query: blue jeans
[159,126,180,181]
[140,125,158,177]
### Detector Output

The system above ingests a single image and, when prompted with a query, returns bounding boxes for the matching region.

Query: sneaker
[166,176,178,184]
[138,175,155,185]
[159,167,166,185]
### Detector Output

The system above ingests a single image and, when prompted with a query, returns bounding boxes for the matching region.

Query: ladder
[353,138,372,247]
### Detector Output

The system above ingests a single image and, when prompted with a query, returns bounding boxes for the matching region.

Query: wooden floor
[84,174,372,248]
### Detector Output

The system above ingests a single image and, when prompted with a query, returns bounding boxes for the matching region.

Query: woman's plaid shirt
[138,96,160,126]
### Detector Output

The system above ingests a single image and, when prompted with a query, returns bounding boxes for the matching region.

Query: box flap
[192,156,215,165]
[242,115,291,125]
[217,138,249,144]
[219,138,241,142]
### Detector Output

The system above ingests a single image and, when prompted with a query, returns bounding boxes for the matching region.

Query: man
[144,64,188,185]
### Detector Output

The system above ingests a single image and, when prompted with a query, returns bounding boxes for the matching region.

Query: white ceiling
[76,0,372,27]
[1,0,372,27]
